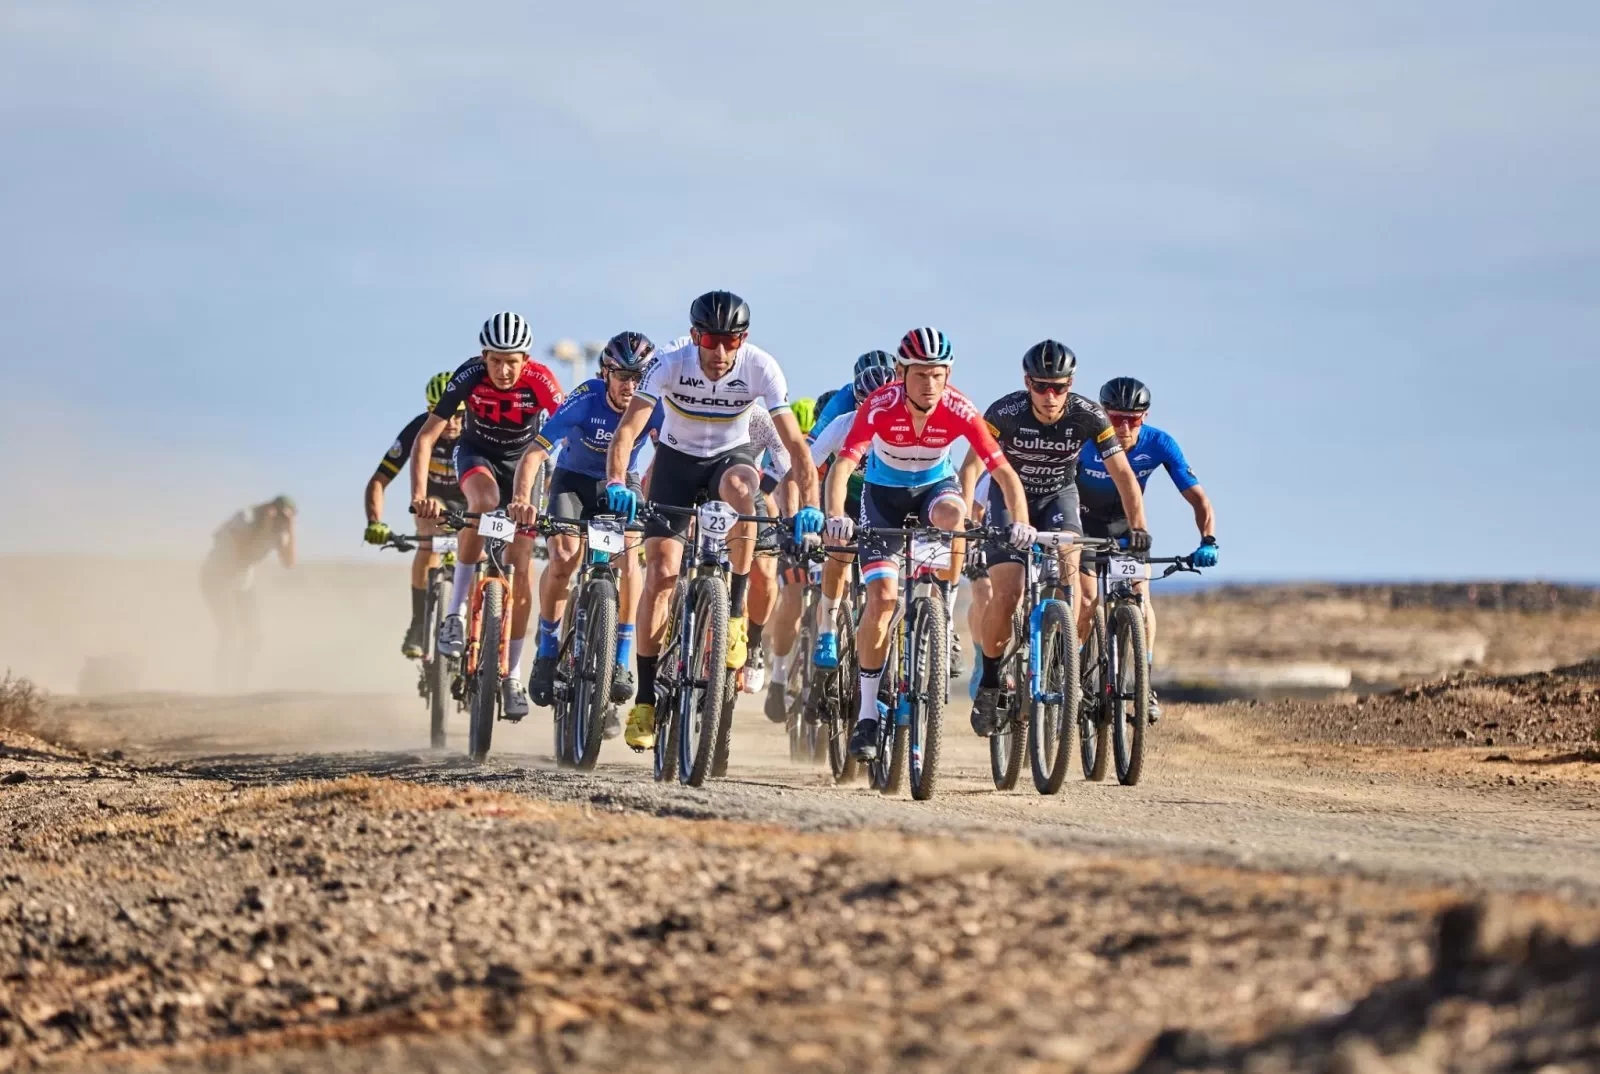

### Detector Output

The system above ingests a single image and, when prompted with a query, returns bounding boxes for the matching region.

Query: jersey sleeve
[958,405,1008,472]
[755,354,791,416]
[808,411,852,466]
[432,361,482,420]
[377,413,428,479]
[1155,430,1200,491]
[1075,397,1123,460]
[836,396,879,464]
[532,381,590,452]
[525,362,566,416]
[983,398,1006,439]
[636,354,669,404]
[808,380,856,441]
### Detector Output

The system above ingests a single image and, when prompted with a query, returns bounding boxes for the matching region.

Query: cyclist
[957,341,1150,735]
[759,397,817,713]
[410,313,565,720]
[1078,376,1218,721]
[364,373,469,658]
[822,328,1035,762]
[604,290,824,751]
[808,350,897,442]
[201,495,297,688]
[733,401,798,696]
[508,332,662,719]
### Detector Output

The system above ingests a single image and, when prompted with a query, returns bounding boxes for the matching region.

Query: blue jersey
[532,378,662,479]
[807,379,857,442]
[1076,424,1199,519]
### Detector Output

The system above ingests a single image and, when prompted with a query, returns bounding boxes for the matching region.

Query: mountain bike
[1078,548,1203,785]
[536,513,643,771]
[646,499,785,787]
[380,531,461,749]
[973,531,1092,793]
[830,525,967,801]
[779,541,828,766]
[805,548,867,784]
[426,507,523,763]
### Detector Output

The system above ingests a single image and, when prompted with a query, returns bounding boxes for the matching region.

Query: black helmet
[689,290,751,335]
[1022,339,1077,379]
[602,331,655,373]
[1099,376,1151,412]
[815,388,838,416]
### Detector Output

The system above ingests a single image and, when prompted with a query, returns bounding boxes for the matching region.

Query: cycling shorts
[857,476,964,576]
[645,442,760,540]
[548,467,641,523]
[985,483,1082,568]
[453,445,536,537]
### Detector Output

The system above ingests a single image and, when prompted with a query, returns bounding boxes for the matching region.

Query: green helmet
[425,371,453,407]
[790,397,817,436]
[270,495,296,512]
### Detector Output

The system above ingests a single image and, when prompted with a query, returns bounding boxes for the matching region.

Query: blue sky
[2,1,1596,577]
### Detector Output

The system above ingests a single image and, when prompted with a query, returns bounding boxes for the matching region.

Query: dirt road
[4,689,1600,1072]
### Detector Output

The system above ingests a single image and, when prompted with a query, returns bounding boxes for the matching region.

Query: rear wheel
[468,581,503,763]
[1110,601,1150,786]
[907,595,948,801]
[1029,600,1080,794]
[572,577,616,771]
[1079,607,1110,781]
[679,575,729,787]
[426,572,450,749]
[871,634,908,796]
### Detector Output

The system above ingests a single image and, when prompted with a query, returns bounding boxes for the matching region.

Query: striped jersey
[838,382,1005,488]
[635,336,791,457]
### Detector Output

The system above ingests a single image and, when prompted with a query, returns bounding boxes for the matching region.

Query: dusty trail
[4,687,1599,1072]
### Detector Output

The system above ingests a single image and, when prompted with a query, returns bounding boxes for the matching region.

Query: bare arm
[824,455,858,519]
[957,448,985,515]
[771,410,819,509]
[989,463,1031,528]
[508,445,549,525]
[1104,451,1149,530]
[365,474,389,525]
[605,397,656,486]
[409,415,449,507]
[1180,484,1215,539]
[277,517,297,569]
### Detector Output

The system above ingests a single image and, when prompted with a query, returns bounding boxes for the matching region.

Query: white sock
[507,637,527,678]
[858,667,884,723]
[818,594,838,633]
[771,650,789,685]
[943,582,958,620]
[447,562,475,616]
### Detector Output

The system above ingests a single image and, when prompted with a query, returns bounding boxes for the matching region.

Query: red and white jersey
[837,383,1005,487]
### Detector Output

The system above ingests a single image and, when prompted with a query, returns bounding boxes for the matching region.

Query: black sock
[980,652,1002,689]
[747,620,765,649]
[409,587,426,628]
[730,572,749,618]
[636,655,658,706]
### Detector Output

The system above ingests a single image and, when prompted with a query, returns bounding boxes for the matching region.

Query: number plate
[910,534,952,571]
[697,500,739,538]
[587,519,626,554]
[477,513,517,541]
[431,536,458,554]
[1107,555,1148,580]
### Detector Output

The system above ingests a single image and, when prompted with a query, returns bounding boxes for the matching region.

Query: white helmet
[479,312,533,353]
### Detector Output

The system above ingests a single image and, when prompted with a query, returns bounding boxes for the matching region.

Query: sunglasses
[1027,379,1072,396]
[1106,410,1146,424]
[694,329,746,351]
[607,368,644,383]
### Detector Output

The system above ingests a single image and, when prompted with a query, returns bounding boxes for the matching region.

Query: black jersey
[433,356,565,459]
[982,390,1123,496]
[377,412,461,501]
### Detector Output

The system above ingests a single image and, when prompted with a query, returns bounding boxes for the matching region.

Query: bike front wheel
[679,574,729,787]
[907,594,948,801]
[1029,600,1080,795]
[468,581,504,763]
[1110,601,1150,786]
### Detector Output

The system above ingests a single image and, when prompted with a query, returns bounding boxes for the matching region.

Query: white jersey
[808,411,853,465]
[748,403,791,483]
[637,337,791,458]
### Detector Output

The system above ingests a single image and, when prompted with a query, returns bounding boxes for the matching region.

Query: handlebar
[645,501,784,526]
